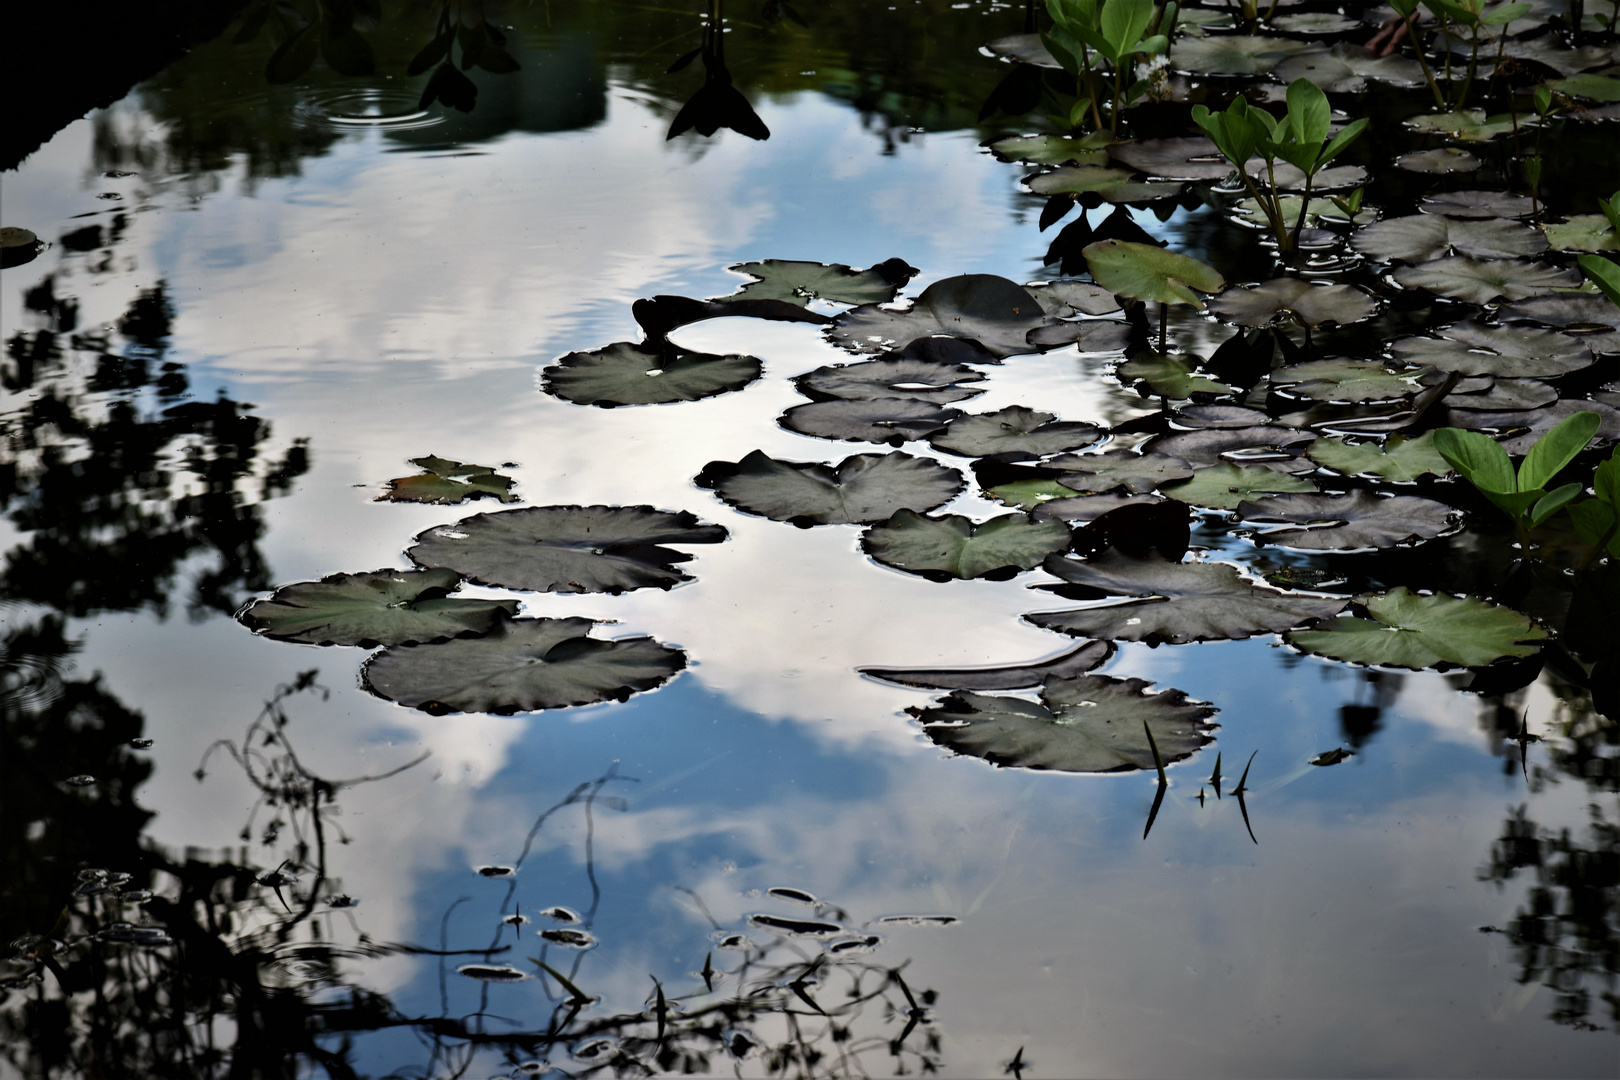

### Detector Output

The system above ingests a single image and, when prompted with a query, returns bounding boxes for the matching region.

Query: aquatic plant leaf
[1044,450,1197,493]
[1391,258,1582,304]
[1352,216,1548,263]
[1084,240,1224,308]
[1287,588,1548,669]
[1032,492,1166,522]
[1446,378,1558,412]
[1542,215,1620,253]
[722,258,916,306]
[1116,353,1231,398]
[989,135,1110,166]
[408,505,728,594]
[861,639,1112,690]
[1447,399,1620,454]
[1394,148,1481,173]
[778,398,961,444]
[1026,166,1182,203]
[986,479,1088,509]
[1207,279,1376,328]
[1500,292,1620,332]
[827,274,1092,358]
[1172,34,1310,74]
[1271,359,1421,403]
[1024,280,1124,316]
[239,568,518,647]
[1271,12,1361,33]
[1176,404,1272,429]
[632,295,827,341]
[380,456,519,505]
[1404,110,1517,141]
[1241,159,1367,193]
[1546,73,1620,100]
[1159,464,1318,509]
[928,406,1102,458]
[861,510,1070,580]
[1028,552,1347,643]
[542,342,761,407]
[1107,137,1232,181]
[1390,323,1594,377]
[795,358,986,405]
[1146,425,1316,465]
[1273,44,1424,91]
[910,675,1216,774]
[983,32,1062,67]
[1305,433,1452,480]
[363,617,685,714]
[1421,190,1535,219]
[1237,491,1456,549]
[694,450,963,526]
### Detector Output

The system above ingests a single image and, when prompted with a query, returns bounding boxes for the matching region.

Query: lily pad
[1270,359,1421,403]
[1446,378,1559,412]
[1024,280,1124,317]
[1287,588,1548,669]
[1273,44,1424,92]
[1160,463,1318,509]
[1116,353,1232,398]
[1394,148,1481,174]
[1546,73,1620,100]
[362,617,686,714]
[1236,491,1456,549]
[983,32,1062,68]
[1389,323,1594,377]
[1447,399,1620,454]
[989,135,1110,167]
[1045,450,1197,493]
[861,509,1071,581]
[407,505,728,594]
[1352,216,1548,264]
[239,568,518,647]
[827,274,1090,358]
[1084,240,1225,308]
[1421,190,1536,219]
[1305,433,1452,481]
[909,675,1217,774]
[542,342,761,407]
[1107,137,1232,181]
[1542,215,1620,253]
[694,450,963,526]
[1391,258,1583,304]
[794,358,986,405]
[985,478,1089,510]
[1031,492,1167,522]
[778,398,961,444]
[860,639,1112,690]
[722,258,916,306]
[1500,292,1620,331]
[1208,279,1376,328]
[927,406,1102,458]
[1241,160,1367,193]
[1271,12,1361,34]
[1172,35,1310,75]
[1026,166,1183,204]
[631,295,828,341]
[1028,552,1347,643]
[1146,425,1316,465]
[380,456,519,505]
[1404,110,1518,141]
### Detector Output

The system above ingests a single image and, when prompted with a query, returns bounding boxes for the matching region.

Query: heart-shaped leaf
[1045,449,1197,493]
[380,456,519,505]
[1391,258,1582,304]
[542,342,761,407]
[1236,491,1457,549]
[1287,588,1548,669]
[929,406,1103,458]
[1305,433,1452,481]
[721,258,916,306]
[827,274,1095,358]
[861,509,1071,580]
[1159,463,1319,509]
[1352,215,1548,263]
[694,450,963,526]
[1084,240,1225,308]
[1208,279,1377,328]
[1270,359,1422,403]
[778,398,962,444]
[1389,323,1593,377]
[239,567,518,647]
[794,358,987,405]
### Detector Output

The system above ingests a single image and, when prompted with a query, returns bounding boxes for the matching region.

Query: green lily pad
[908,675,1218,774]
[721,258,916,306]
[989,135,1111,167]
[407,505,728,594]
[1270,359,1422,403]
[1208,279,1377,328]
[928,406,1102,458]
[1305,433,1452,481]
[239,567,518,647]
[1391,258,1583,305]
[1145,425,1316,465]
[1352,216,1548,263]
[1394,148,1481,174]
[778,398,961,444]
[379,456,519,505]
[1546,74,1620,101]
[1271,12,1361,33]
[1117,353,1232,398]
[1027,552,1347,643]
[861,509,1071,581]
[795,358,987,405]
[1273,43,1424,91]
[827,274,1090,358]
[362,617,686,714]
[1236,491,1456,549]
[694,449,963,526]
[1389,323,1594,377]
[1286,588,1548,669]
[1026,166,1182,204]
[1171,35,1310,75]
[1404,110,1518,141]
[1420,190,1536,219]
[1107,137,1232,182]
[1084,240,1225,309]
[861,639,1112,690]
[1160,464,1318,509]
[542,342,762,407]
[1024,280,1124,317]
[1045,450,1197,494]
[1542,215,1620,253]
[986,478,1087,509]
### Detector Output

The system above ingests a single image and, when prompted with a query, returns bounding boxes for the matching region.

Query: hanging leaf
[1084,240,1225,308]
[1286,588,1548,669]
[928,406,1103,458]
[1159,464,1318,509]
[542,342,761,407]
[1116,353,1232,398]
[721,258,916,306]
[860,639,1113,690]
[778,398,961,444]
[1391,258,1582,304]
[861,510,1070,581]
[379,456,519,505]
[1389,323,1593,377]
[1352,215,1548,263]
[239,568,518,647]
[693,450,962,526]
[1305,433,1452,481]
[1208,279,1377,328]
[363,617,686,714]
[827,274,1101,358]
[407,505,727,594]
[909,675,1217,774]
[1236,491,1457,549]
[794,358,986,405]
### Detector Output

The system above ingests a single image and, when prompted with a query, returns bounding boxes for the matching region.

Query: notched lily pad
[910,675,1217,774]
[1389,323,1593,377]
[1273,44,1424,92]
[1107,137,1232,181]
[860,639,1112,690]
[1116,353,1232,398]
[794,358,986,405]
[722,258,917,306]
[861,509,1070,580]
[827,274,1090,358]
[1159,463,1318,509]
[239,567,518,647]
[1305,432,1451,481]
[1236,491,1456,550]
[778,398,961,444]
[362,617,686,714]
[380,456,519,505]
[1421,190,1535,220]
[407,505,728,594]
[1541,215,1620,253]
[542,342,762,407]
[1352,215,1548,263]
[1045,450,1196,494]
[1287,587,1548,669]
[1391,258,1582,305]
[927,405,1102,458]
[1208,279,1376,328]
[694,450,963,526]
[1270,359,1421,403]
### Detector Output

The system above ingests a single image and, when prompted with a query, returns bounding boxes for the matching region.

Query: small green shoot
[1434,411,1603,547]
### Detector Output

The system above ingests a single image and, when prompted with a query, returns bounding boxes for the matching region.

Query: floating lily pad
[1447,399,1620,454]
[542,342,762,407]
[1270,359,1421,403]
[1286,588,1548,669]
[860,639,1112,690]
[1241,159,1367,193]
[1271,12,1361,34]
[1116,353,1232,398]
[1546,73,1620,100]
[1394,148,1481,174]
[1500,292,1620,331]
[989,135,1110,167]
[1391,258,1582,304]
[982,32,1061,68]
[795,358,986,405]
[1273,44,1424,91]
[1024,280,1123,317]
[632,295,828,341]
[239,568,518,647]
[1160,463,1318,509]
[363,617,686,714]
[1028,552,1347,643]
[909,675,1217,774]
[1172,35,1310,75]
[928,406,1102,459]
[1305,433,1452,481]
[827,274,1089,358]
[1176,404,1272,429]
[1237,491,1456,549]
[1208,279,1376,328]
[778,398,961,444]
[380,456,519,505]
[1146,425,1315,465]
[1026,166,1182,204]
[407,505,728,594]
[722,258,916,306]
[1542,215,1620,253]
[1446,378,1559,412]
[1085,240,1225,308]
[1353,216,1548,264]
[1045,450,1197,493]
[1404,110,1517,141]
[1031,492,1166,522]
[1107,137,1232,181]
[985,479,1086,509]
[861,509,1070,580]
[1389,323,1594,377]
[694,450,962,526]
[1421,190,1535,220]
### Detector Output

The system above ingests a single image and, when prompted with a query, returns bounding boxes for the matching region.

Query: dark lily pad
[1145,425,1316,465]
[1421,190,1536,219]
[1159,464,1319,509]
[827,274,1097,359]
[1446,378,1559,412]
[1541,215,1620,253]
[1031,492,1165,523]
[985,478,1089,510]
[1389,323,1594,377]
[1305,433,1452,481]
[1175,404,1273,429]
[1287,588,1548,669]
[1499,292,1620,332]
[1172,35,1310,75]
[860,639,1112,690]
[1273,44,1424,92]
[1045,450,1197,494]
[631,295,828,342]
[861,509,1070,580]
[1391,258,1583,304]
[239,568,518,647]
[694,450,963,526]
[1394,148,1481,174]
[778,398,961,444]
[1270,359,1421,403]
[1271,13,1361,34]
[1107,137,1232,181]
[1207,279,1377,328]
[794,358,986,405]
[1242,160,1368,193]
[989,135,1110,166]
[1446,400,1620,454]
[722,258,916,306]
[1026,166,1183,204]
[1024,280,1123,317]
[1116,353,1232,398]
[362,617,686,714]
[379,456,519,505]
[927,406,1102,458]
[1352,216,1548,263]
[1236,491,1456,549]
[407,505,728,594]
[1028,552,1347,643]
[909,675,1217,774]
[542,342,762,407]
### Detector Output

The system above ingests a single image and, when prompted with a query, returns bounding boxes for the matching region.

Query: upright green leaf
[1578,254,1620,307]
[1517,410,1600,492]
[1432,428,1515,494]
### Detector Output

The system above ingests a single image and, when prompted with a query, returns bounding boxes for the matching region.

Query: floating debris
[767,886,818,906]
[539,906,580,923]
[476,865,516,878]
[875,914,960,927]
[94,923,172,947]
[538,928,597,949]
[455,963,529,982]
[747,914,844,938]
[325,894,358,908]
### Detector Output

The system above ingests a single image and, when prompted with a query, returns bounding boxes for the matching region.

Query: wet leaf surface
[1391,258,1583,305]
[542,342,762,407]
[1207,279,1376,328]
[778,398,962,444]
[1159,463,1319,509]
[794,357,987,405]
[1353,216,1549,263]
[1305,433,1452,481]
[827,274,1090,358]
[694,450,963,526]
[1106,137,1231,181]
[1237,491,1456,550]
[1044,450,1197,493]
[722,258,916,306]
[1116,353,1232,398]
[1391,323,1595,378]
[860,639,1112,690]
[239,567,518,647]
[1270,358,1421,403]
[1287,588,1549,669]
[861,509,1070,580]
[928,406,1102,458]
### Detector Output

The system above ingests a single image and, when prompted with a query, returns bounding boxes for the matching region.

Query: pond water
[2,1,1617,1076]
